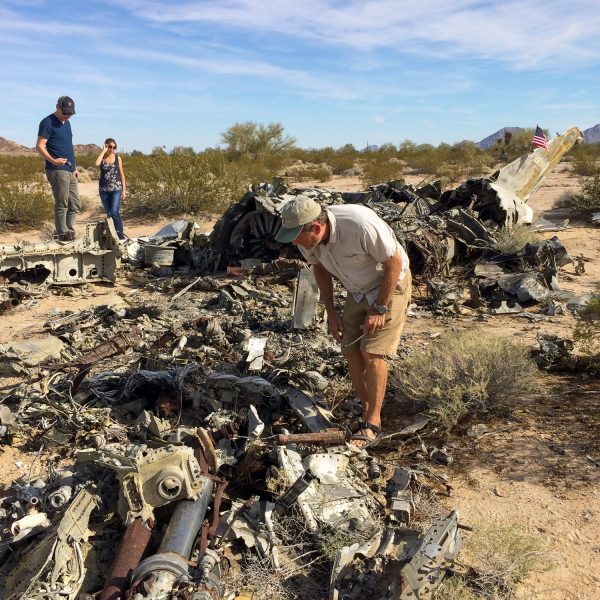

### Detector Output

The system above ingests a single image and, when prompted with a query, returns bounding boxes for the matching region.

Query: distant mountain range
[1,126,599,156]
[0,136,101,155]
[477,125,600,148]
[476,127,524,149]
[583,124,600,143]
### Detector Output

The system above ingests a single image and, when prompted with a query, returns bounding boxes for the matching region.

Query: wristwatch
[372,302,388,315]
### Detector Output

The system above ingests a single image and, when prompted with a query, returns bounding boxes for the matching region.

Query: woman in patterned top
[95,137,127,240]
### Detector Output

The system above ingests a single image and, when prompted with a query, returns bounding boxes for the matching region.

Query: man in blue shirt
[36,96,81,241]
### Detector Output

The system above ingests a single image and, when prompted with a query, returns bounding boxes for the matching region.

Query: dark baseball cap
[57,96,76,115]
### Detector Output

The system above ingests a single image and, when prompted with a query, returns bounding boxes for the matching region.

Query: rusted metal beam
[277,430,346,446]
[100,518,153,600]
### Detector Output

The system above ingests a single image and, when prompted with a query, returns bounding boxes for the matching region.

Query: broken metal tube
[128,479,214,597]
[100,518,153,600]
[10,512,49,536]
[158,479,214,557]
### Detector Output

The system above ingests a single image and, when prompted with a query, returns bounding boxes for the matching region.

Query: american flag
[532,125,549,150]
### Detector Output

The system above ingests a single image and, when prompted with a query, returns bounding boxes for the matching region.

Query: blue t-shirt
[37,114,76,171]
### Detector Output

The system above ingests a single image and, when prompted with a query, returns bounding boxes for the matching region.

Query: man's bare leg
[346,351,388,447]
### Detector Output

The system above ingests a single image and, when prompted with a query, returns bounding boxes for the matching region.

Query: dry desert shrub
[494,225,540,254]
[284,162,332,183]
[571,156,598,176]
[553,189,579,208]
[437,523,551,599]
[392,331,538,431]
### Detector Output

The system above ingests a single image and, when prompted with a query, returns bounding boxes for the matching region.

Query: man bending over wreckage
[275,196,411,448]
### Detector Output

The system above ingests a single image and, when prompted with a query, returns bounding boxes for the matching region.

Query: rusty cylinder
[100,518,153,600]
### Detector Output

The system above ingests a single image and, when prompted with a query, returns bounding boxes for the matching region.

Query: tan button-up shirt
[298,204,410,303]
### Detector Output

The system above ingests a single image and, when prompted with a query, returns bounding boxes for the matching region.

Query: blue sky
[2,0,599,152]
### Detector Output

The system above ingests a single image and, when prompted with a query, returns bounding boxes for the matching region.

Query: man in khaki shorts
[275,196,411,448]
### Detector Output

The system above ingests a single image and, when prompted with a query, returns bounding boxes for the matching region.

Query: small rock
[467,424,488,437]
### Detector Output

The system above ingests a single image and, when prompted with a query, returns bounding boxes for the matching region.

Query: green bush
[124,153,245,217]
[392,331,538,431]
[123,151,286,217]
[0,179,54,227]
[494,225,540,254]
[0,155,45,180]
[0,156,54,227]
[361,157,404,187]
[573,290,600,357]
[575,174,600,211]
[556,174,600,211]
[567,143,600,176]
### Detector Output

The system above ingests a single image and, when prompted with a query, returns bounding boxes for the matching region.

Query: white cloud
[111,0,600,69]
[107,46,359,100]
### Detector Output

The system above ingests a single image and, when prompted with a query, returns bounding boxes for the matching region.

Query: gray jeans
[46,169,81,235]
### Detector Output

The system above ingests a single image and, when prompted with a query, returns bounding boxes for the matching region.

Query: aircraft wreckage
[0,127,592,599]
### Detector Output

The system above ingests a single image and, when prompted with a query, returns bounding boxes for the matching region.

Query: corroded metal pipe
[100,518,153,600]
[277,430,346,446]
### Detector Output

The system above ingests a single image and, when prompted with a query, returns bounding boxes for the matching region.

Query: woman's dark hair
[105,137,117,149]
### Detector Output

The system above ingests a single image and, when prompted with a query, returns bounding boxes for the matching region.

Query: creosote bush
[554,174,600,212]
[124,152,269,217]
[576,173,600,211]
[0,156,53,227]
[361,156,404,187]
[494,225,540,254]
[0,180,54,227]
[573,289,600,358]
[392,331,538,431]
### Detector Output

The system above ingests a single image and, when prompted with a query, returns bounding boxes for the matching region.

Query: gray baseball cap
[57,96,76,115]
[275,196,322,243]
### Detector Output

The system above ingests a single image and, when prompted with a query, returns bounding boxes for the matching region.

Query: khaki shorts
[341,272,412,357]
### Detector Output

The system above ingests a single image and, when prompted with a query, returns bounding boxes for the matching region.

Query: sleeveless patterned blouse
[99,154,122,192]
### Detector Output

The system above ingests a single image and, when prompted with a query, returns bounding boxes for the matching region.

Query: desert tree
[221,121,296,158]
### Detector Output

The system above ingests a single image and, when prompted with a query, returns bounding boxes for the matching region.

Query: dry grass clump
[223,508,329,600]
[494,225,540,254]
[316,522,379,561]
[437,523,551,599]
[392,331,538,431]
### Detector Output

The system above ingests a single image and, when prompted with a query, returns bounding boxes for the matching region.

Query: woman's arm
[118,156,127,199]
[95,144,108,166]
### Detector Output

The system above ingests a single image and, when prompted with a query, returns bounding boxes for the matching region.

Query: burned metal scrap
[204,128,581,314]
[0,220,121,286]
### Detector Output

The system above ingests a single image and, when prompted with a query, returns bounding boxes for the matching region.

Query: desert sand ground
[0,167,599,599]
